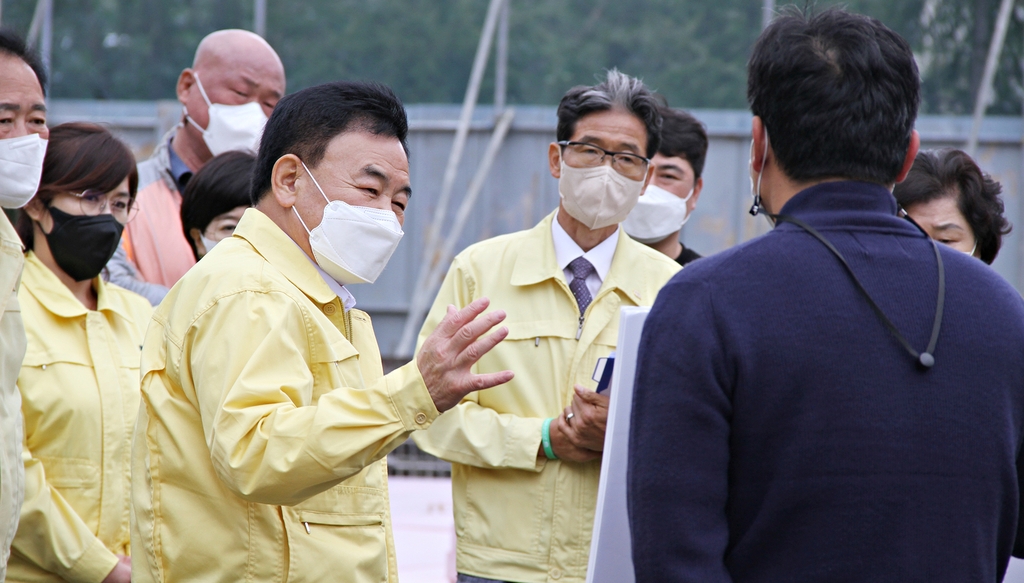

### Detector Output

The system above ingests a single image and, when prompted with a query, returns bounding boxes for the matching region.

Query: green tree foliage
[1,0,1021,113]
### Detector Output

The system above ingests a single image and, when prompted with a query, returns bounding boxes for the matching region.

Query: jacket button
[550,567,562,579]
[323,303,337,315]
[414,412,427,425]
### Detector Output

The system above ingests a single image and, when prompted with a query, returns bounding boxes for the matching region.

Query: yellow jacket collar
[232,208,337,306]
[510,210,646,305]
[23,251,134,320]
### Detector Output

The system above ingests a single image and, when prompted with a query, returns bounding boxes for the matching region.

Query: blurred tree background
[1,0,1022,114]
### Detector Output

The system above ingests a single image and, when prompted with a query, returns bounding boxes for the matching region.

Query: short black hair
[252,80,409,204]
[893,149,1011,265]
[181,150,254,260]
[0,28,47,96]
[556,69,662,158]
[747,8,919,185]
[657,106,708,179]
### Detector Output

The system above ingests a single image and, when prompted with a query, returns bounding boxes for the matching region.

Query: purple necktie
[568,256,596,315]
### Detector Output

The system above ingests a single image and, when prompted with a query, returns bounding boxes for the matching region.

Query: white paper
[585,306,650,583]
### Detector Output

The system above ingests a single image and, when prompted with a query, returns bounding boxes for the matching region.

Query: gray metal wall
[48,100,1024,357]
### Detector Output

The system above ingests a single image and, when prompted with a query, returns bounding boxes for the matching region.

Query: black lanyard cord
[772,213,944,369]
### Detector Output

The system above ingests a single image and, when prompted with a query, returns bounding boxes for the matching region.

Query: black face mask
[44,206,124,282]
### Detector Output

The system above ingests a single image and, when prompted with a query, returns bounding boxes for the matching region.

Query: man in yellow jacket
[413,70,681,583]
[0,30,50,582]
[131,81,513,583]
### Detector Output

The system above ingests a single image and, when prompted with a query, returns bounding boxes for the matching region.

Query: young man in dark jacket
[628,8,1024,583]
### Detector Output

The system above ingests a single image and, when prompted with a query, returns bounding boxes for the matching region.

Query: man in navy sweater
[628,8,1024,583]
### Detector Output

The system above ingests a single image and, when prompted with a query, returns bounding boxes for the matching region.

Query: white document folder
[585,306,650,583]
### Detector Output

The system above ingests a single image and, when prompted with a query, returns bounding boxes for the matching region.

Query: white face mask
[0,133,48,209]
[199,234,220,255]
[558,160,645,230]
[293,161,404,285]
[622,184,693,244]
[965,241,978,258]
[184,72,268,156]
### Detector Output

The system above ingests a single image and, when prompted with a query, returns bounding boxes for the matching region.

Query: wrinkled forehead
[193,41,285,95]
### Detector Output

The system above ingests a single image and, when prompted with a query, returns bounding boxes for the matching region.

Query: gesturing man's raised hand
[417,297,514,412]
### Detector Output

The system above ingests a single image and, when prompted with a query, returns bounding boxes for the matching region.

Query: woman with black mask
[10,123,150,583]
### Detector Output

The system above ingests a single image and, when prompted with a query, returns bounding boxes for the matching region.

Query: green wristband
[541,418,558,460]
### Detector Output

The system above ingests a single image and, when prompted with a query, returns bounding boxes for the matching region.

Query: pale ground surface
[1008,559,1024,582]
[390,476,457,583]
[387,475,1024,583]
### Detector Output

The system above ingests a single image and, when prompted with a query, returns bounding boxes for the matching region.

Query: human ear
[189,227,206,257]
[176,69,195,105]
[750,116,769,173]
[894,130,921,184]
[271,154,302,209]
[548,143,562,179]
[23,198,52,235]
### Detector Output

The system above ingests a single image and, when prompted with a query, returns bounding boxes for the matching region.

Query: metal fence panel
[47,100,1024,358]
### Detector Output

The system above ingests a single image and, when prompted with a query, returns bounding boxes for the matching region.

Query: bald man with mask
[105,29,285,304]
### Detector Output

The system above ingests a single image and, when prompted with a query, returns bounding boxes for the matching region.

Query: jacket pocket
[310,339,362,401]
[288,510,388,583]
[38,457,100,488]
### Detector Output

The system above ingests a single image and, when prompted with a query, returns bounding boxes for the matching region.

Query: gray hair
[556,69,662,157]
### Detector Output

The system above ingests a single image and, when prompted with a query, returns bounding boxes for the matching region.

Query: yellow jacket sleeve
[182,289,437,507]
[411,258,545,472]
[14,442,118,583]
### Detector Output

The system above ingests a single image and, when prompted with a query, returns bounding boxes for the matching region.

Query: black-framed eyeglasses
[557,141,650,180]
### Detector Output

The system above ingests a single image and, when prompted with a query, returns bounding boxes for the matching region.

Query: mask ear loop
[293,160,333,235]
[678,187,696,227]
[748,127,769,217]
[183,73,215,135]
[192,71,214,108]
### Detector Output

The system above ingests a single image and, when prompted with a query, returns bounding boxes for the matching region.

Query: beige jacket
[131,208,439,583]
[414,212,680,583]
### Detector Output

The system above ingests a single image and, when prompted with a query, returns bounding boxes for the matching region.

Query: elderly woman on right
[893,148,1011,264]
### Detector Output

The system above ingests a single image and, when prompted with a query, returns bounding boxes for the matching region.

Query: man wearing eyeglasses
[412,70,680,583]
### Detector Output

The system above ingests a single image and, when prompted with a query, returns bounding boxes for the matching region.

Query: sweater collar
[778,180,898,217]
[772,180,923,236]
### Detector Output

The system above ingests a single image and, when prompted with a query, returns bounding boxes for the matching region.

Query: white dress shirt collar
[551,209,619,296]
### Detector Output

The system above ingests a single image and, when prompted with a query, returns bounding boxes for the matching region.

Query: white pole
[40,0,51,72]
[254,0,267,38]
[762,0,774,29]
[26,0,45,49]
[396,0,506,357]
[424,108,516,305]
[395,108,515,357]
[495,0,509,114]
[966,0,1014,156]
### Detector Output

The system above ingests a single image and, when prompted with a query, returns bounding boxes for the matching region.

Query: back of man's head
[658,106,708,179]
[556,69,662,158]
[251,81,409,204]
[747,8,919,185]
[0,27,47,95]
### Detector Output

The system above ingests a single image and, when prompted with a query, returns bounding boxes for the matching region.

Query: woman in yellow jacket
[9,123,151,583]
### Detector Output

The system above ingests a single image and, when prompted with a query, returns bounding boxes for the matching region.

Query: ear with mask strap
[748,126,770,218]
[770,211,944,370]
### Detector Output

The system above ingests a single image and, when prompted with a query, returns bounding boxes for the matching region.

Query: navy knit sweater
[627,181,1024,582]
